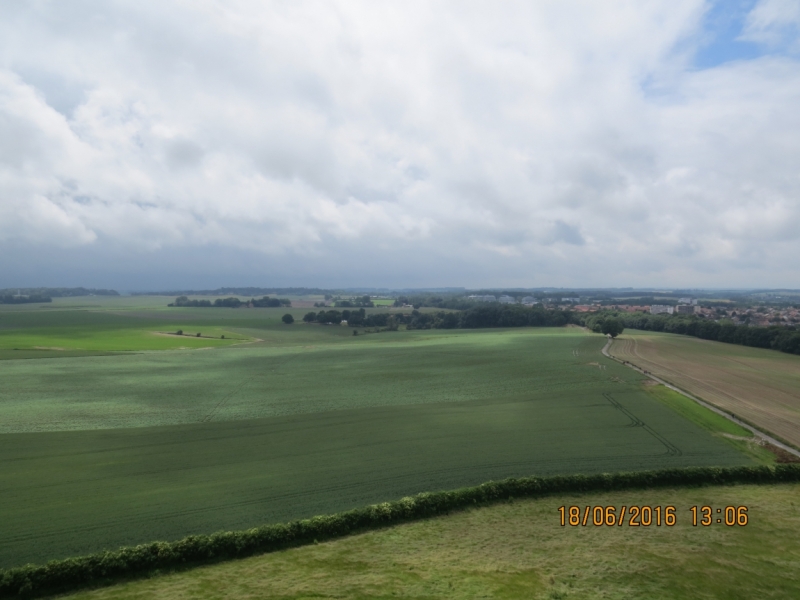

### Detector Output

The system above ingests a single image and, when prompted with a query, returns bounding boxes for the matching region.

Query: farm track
[604,337,800,459]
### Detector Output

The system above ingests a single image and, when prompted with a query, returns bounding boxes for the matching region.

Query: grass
[644,384,778,464]
[0,327,758,569]
[0,299,257,352]
[610,330,800,448]
[0,297,408,354]
[61,482,800,599]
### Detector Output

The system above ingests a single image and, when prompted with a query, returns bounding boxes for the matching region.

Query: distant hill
[0,287,119,299]
[132,287,331,297]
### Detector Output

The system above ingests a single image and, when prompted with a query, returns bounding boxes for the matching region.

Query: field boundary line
[2,465,799,599]
[603,337,800,459]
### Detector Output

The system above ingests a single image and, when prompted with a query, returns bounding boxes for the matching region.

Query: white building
[468,295,497,302]
[521,296,537,305]
[650,305,674,315]
[498,295,516,304]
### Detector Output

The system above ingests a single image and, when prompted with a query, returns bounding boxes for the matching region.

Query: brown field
[610,330,800,448]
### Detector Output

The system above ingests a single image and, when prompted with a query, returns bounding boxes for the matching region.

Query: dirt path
[602,337,800,460]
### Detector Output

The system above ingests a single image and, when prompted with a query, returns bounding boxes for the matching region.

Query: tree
[302,312,317,322]
[282,314,294,324]
[600,318,624,338]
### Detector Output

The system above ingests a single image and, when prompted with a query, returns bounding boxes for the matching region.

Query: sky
[1,0,799,291]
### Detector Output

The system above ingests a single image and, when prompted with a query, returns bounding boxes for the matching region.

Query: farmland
[0,301,760,570]
[609,330,800,448]
[63,482,800,600]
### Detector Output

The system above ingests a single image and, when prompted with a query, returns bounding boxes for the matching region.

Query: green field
[62,482,800,599]
[0,301,763,572]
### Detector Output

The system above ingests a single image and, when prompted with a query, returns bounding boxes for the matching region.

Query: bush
[176,330,183,336]
[1,465,798,598]
[282,314,294,325]
[196,333,201,337]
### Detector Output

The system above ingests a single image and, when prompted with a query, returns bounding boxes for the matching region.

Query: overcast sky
[1,0,799,290]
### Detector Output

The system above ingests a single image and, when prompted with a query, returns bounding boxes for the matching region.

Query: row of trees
[1,287,118,298]
[406,305,578,330]
[333,296,374,308]
[392,295,476,310]
[169,296,291,308]
[300,305,579,331]
[303,308,396,328]
[0,294,52,304]
[583,312,800,355]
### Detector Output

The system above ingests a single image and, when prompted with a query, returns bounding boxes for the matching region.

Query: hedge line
[3,464,800,598]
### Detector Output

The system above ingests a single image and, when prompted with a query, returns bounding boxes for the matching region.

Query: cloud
[0,0,799,288]
[740,0,800,50]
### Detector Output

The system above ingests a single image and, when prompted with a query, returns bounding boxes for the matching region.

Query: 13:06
[690,506,748,526]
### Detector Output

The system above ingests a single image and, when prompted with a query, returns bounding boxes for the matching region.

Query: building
[611,305,649,313]
[650,305,674,315]
[573,305,598,313]
[521,296,537,305]
[498,295,516,304]
[561,297,580,303]
[468,295,497,302]
[675,305,695,314]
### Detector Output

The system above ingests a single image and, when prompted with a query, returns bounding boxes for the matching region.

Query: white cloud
[0,0,799,287]
[741,0,800,49]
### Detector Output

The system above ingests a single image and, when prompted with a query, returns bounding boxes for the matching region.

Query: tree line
[303,308,393,328]
[0,294,52,304]
[583,311,800,355]
[392,295,477,310]
[169,296,291,308]
[302,305,577,330]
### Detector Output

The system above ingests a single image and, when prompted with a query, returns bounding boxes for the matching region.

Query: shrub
[176,330,183,335]
[282,314,294,325]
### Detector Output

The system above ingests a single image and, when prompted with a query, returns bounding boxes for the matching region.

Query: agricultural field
[609,330,800,448]
[62,482,800,600]
[0,302,763,572]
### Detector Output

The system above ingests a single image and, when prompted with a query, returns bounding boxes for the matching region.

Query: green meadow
[0,299,763,574]
[61,482,800,600]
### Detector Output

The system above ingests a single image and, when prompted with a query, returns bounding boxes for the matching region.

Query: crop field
[62,482,800,600]
[0,302,760,570]
[609,330,800,448]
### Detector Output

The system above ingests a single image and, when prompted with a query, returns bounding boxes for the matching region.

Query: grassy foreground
[61,482,800,600]
[609,330,800,448]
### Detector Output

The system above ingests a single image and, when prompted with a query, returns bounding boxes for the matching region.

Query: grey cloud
[549,221,585,246]
[0,1,799,288]
[164,139,204,170]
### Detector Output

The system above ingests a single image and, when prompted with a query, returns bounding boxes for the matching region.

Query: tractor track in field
[199,350,304,423]
[603,393,682,456]
[603,337,800,460]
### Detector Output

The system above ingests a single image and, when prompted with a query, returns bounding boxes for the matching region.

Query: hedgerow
[2,464,799,598]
